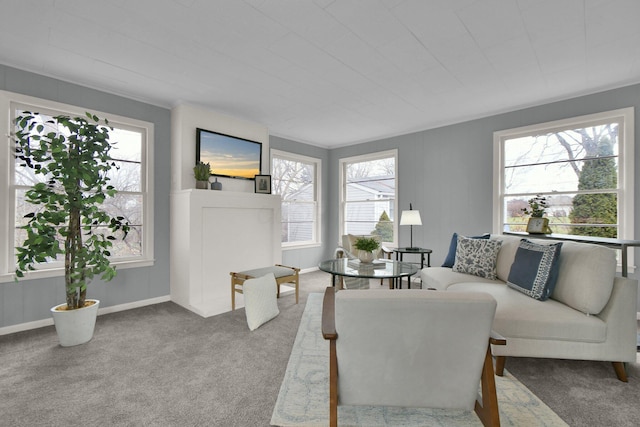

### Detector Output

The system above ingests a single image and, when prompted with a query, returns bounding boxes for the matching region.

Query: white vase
[50,299,100,347]
[357,250,374,264]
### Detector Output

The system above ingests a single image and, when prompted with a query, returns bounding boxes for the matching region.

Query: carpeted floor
[1,270,639,426]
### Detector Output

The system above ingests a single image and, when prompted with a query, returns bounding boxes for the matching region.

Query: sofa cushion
[550,241,616,315]
[507,239,563,301]
[420,267,502,290]
[441,232,490,267]
[448,282,607,343]
[453,236,502,280]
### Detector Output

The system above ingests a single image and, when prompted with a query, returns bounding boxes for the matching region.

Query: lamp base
[405,247,421,251]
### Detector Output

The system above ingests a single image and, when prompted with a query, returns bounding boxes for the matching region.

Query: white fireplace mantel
[170,189,282,317]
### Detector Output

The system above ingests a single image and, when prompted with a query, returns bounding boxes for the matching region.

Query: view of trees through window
[503,122,620,238]
[272,152,319,245]
[13,108,145,263]
[342,153,396,243]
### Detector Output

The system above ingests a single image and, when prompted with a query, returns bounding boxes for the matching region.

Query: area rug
[271,293,568,427]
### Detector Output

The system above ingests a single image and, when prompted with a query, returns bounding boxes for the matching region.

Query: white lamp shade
[400,210,422,226]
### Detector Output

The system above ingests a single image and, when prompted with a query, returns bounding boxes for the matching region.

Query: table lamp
[399,203,422,250]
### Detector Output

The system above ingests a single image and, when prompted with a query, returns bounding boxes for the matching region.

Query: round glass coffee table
[318,258,418,289]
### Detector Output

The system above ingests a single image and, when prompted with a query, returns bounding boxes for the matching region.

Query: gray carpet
[1,270,639,426]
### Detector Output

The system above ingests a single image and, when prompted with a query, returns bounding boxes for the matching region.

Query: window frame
[493,107,634,268]
[339,149,398,246]
[0,90,155,283]
[270,149,322,249]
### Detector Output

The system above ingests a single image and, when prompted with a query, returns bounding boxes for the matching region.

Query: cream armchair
[322,287,505,427]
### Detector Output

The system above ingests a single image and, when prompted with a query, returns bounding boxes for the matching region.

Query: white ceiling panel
[0,0,638,148]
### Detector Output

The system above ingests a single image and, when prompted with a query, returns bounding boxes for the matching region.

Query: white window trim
[271,149,322,249]
[339,149,398,246]
[0,90,155,283]
[492,107,634,269]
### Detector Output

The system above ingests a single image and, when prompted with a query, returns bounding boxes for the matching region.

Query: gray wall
[0,65,171,328]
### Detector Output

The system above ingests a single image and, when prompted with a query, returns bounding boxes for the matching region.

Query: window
[271,150,321,247]
[493,108,634,243]
[339,150,397,245]
[0,91,154,281]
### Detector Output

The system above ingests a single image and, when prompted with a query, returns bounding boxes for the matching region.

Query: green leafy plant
[522,195,549,218]
[353,236,380,252]
[193,162,211,181]
[13,111,130,310]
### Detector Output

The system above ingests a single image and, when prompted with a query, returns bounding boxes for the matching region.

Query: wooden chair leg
[475,345,501,427]
[495,356,506,377]
[612,362,628,382]
[230,276,237,310]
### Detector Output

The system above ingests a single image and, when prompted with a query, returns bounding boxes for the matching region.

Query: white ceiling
[1,0,639,148]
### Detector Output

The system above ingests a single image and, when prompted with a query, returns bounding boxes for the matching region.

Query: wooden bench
[230,264,300,310]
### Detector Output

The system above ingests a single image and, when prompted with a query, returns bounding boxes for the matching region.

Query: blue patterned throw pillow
[507,239,563,301]
[441,232,490,268]
[452,236,502,280]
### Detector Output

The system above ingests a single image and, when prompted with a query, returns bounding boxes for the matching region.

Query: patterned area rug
[271,293,568,427]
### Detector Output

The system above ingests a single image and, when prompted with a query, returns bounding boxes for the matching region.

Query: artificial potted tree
[193,161,211,189]
[13,111,129,347]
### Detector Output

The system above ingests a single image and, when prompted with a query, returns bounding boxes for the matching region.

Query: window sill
[282,243,322,251]
[0,258,155,283]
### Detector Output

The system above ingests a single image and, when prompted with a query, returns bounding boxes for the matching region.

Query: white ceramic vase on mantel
[50,299,100,347]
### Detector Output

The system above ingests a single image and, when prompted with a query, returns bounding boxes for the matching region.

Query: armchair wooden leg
[474,345,501,427]
[494,356,506,377]
[612,362,628,382]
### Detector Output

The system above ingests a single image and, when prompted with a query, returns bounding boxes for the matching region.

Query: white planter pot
[50,299,100,347]
[357,250,374,264]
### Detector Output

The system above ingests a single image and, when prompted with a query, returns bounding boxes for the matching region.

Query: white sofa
[420,233,639,381]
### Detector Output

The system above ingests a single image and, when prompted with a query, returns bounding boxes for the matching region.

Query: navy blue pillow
[507,239,563,301]
[441,232,490,268]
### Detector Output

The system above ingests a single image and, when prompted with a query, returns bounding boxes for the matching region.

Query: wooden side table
[393,247,432,288]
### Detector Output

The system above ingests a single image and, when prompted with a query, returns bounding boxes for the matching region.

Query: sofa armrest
[596,276,638,361]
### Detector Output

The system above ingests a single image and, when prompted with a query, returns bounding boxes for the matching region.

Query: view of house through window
[340,150,397,244]
[271,150,320,246]
[495,108,633,241]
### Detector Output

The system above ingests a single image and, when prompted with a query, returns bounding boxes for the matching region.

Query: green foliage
[371,210,393,242]
[193,162,211,181]
[353,236,380,252]
[14,112,130,309]
[570,145,618,237]
[522,195,548,218]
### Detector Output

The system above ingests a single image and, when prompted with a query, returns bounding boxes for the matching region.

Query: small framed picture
[255,174,271,194]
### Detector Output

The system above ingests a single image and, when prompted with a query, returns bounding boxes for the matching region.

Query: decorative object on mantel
[255,174,272,194]
[193,161,211,189]
[210,177,222,190]
[400,203,422,250]
[13,111,130,346]
[522,195,552,234]
[353,236,380,264]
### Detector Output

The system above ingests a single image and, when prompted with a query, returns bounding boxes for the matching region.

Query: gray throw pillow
[452,236,502,280]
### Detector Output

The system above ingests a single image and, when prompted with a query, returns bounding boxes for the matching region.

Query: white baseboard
[0,295,171,336]
[300,266,319,274]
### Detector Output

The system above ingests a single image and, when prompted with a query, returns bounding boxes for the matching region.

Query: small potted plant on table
[353,236,380,264]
